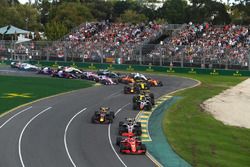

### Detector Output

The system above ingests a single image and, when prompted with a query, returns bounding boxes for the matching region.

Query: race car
[116,134,146,154]
[124,83,140,94]
[81,72,100,82]
[118,75,135,84]
[133,96,152,111]
[10,62,21,68]
[134,81,150,90]
[91,107,115,124]
[64,67,83,78]
[51,70,77,79]
[37,67,54,75]
[131,73,147,81]
[147,78,163,87]
[131,73,163,87]
[18,63,39,71]
[133,91,155,105]
[96,69,110,75]
[119,118,142,136]
[99,76,118,85]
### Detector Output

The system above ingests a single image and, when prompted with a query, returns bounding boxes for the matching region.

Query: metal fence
[0,40,249,70]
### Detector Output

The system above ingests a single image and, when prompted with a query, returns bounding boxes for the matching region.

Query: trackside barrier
[4,60,250,76]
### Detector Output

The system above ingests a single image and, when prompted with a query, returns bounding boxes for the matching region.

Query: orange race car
[147,78,163,87]
[119,75,135,84]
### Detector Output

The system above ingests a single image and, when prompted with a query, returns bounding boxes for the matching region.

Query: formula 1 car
[147,78,163,87]
[119,118,142,136]
[118,75,135,84]
[133,96,152,111]
[10,62,21,68]
[131,73,163,87]
[81,72,100,82]
[64,67,83,78]
[99,76,118,85]
[116,134,146,154]
[15,63,39,71]
[134,81,150,90]
[124,83,140,94]
[97,69,110,75]
[131,73,148,81]
[37,67,54,75]
[51,70,77,79]
[91,107,115,124]
[133,91,155,105]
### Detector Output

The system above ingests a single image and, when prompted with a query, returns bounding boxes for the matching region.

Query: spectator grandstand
[1,21,249,70]
[148,23,250,69]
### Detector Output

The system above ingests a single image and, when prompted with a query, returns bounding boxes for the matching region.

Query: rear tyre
[116,137,122,146]
[133,103,138,110]
[110,112,115,118]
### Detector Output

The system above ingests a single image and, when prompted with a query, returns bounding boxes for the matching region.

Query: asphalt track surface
[0,68,197,167]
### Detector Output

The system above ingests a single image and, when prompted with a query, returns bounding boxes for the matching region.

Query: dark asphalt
[0,69,197,167]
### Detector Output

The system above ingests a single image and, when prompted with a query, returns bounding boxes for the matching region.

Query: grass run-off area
[0,75,93,114]
[163,74,250,167]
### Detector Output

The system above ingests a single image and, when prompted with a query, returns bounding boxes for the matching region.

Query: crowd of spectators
[55,21,163,62]
[153,23,250,67]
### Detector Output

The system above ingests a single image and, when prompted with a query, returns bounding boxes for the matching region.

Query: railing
[1,40,249,71]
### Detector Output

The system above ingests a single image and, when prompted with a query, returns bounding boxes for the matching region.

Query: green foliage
[163,74,250,167]
[45,21,68,40]
[118,10,148,24]
[0,0,248,39]
[186,0,231,24]
[159,0,188,24]
[49,2,94,30]
[86,1,113,21]
[0,4,41,31]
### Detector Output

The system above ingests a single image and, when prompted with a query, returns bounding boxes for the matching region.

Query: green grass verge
[0,75,93,114]
[163,74,250,167]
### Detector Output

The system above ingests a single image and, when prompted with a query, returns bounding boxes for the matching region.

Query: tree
[86,1,113,21]
[45,22,68,40]
[15,4,42,30]
[49,2,94,30]
[38,0,51,26]
[159,0,188,24]
[112,0,142,21]
[187,0,231,24]
[118,10,148,24]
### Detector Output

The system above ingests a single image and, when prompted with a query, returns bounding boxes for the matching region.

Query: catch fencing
[0,40,249,71]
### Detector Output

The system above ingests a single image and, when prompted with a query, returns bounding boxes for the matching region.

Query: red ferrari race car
[116,133,146,154]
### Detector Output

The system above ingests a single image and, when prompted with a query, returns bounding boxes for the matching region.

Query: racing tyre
[146,103,152,111]
[141,144,147,153]
[135,129,142,136]
[110,112,115,118]
[136,122,141,127]
[133,103,138,110]
[119,121,124,127]
[116,137,122,146]
[159,81,163,86]
[109,117,113,123]
[132,96,137,103]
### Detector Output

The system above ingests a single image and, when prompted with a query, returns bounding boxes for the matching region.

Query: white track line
[108,103,130,167]
[18,107,52,167]
[64,108,87,167]
[0,106,33,129]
